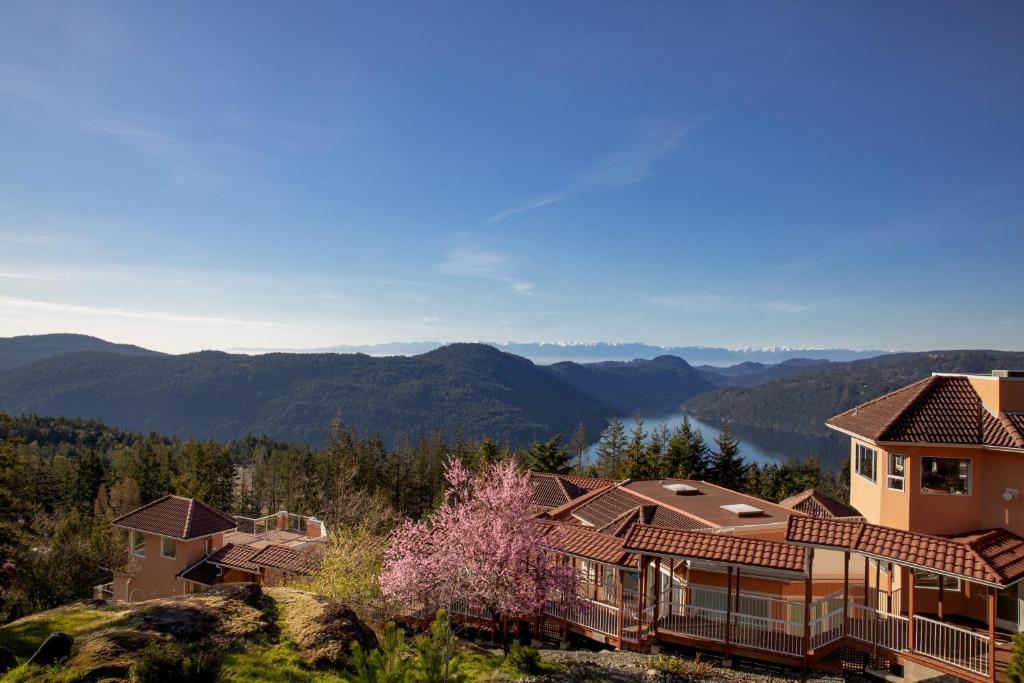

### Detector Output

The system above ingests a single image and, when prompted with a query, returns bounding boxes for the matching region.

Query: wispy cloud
[651,291,811,314]
[486,117,705,224]
[87,119,224,189]
[0,295,293,329]
[434,245,534,294]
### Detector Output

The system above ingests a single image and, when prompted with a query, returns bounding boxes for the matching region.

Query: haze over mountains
[1,334,1020,455]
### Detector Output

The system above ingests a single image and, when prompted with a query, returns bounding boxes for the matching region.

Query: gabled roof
[178,560,220,586]
[827,375,1024,449]
[249,544,321,574]
[622,525,807,574]
[786,516,1024,587]
[207,543,261,572]
[529,472,616,509]
[778,490,860,519]
[571,486,710,532]
[112,495,237,539]
[539,521,636,567]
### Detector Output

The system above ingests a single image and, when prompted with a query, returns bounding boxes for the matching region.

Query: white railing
[847,601,908,653]
[641,602,656,637]
[913,615,990,678]
[731,612,805,657]
[569,598,619,636]
[450,600,491,622]
[878,612,908,653]
[93,582,114,600]
[659,604,727,642]
[810,607,844,650]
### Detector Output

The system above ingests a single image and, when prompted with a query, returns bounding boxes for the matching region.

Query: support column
[907,569,915,652]
[988,586,997,682]
[653,557,661,637]
[842,551,849,638]
[638,557,649,639]
[937,579,944,620]
[666,558,674,620]
[616,568,625,648]
[724,566,734,660]
[863,556,870,606]
[803,549,814,664]
[873,559,880,662]
[734,567,742,614]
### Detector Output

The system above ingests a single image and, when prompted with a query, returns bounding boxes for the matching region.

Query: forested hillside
[546,355,714,414]
[684,350,1024,436]
[0,343,616,446]
[0,333,158,371]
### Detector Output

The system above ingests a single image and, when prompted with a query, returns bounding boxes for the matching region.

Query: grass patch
[0,663,89,683]
[0,607,125,661]
[458,645,566,682]
[219,640,348,683]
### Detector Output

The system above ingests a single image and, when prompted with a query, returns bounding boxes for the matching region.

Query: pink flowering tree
[379,459,580,652]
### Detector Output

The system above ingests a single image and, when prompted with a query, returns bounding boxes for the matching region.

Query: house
[98,495,326,602]
[528,472,617,511]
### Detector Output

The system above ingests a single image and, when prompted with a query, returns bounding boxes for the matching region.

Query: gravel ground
[485,645,858,682]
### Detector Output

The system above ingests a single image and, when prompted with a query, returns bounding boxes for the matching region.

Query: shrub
[349,621,411,683]
[651,653,713,678]
[1007,634,1024,683]
[413,610,465,683]
[129,641,221,683]
[505,645,540,674]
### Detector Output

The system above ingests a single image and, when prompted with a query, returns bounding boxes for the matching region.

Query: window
[887,454,905,491]
[916,571,960,591]
[921,457,971,495]
[131,530,146,557]
[855,444,877,482]
[161,536,176,559]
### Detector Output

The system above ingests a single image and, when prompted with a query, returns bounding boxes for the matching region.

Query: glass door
[996,584,1021,632]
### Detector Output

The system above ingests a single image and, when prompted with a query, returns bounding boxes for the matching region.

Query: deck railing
[234,513,278,535]
[93,582,114,600]
[732,612,805,657]
[659,604,727,642]
[913,614,990,678]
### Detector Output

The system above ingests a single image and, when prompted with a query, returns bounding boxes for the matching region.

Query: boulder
[27,631,74,667]
[266,588,379,669]
[0,645,16,675]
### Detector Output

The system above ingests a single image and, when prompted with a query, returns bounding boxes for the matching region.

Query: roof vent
[992,370,1024,378]
[663,483,699,495]
[720,503,763,517]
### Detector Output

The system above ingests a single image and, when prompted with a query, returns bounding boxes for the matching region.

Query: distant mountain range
[1,334,1019,454]
[228,341,891,366]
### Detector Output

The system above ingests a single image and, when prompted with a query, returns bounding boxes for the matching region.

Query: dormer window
[131,530,146,557]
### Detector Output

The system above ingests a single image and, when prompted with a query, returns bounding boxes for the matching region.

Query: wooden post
[937,578,944,620]
[734,567,742,614]
[864,556,870,606]
[842,551,849,638]
[988,586,997,682]
[873,559,880,661]
[803,549,814,663]
[666,558,674,620]
[653,557,661,636]
[616,567,625,648]
[724,566,734,657]
[638,557,648,638]
[907,569,915,651]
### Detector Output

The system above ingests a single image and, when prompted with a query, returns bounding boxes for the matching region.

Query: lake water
[584,412,847,470]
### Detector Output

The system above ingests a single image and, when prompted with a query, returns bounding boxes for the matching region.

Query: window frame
[855,443,878,483]
[916,570,961,592]
[920,456,972,496]
[131,530,146,558]
[161,535,176,559]
[887,453,906,491]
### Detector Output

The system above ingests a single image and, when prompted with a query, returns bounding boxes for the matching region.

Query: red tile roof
[539,521,636,566]
[786,517,1024,587]
[249,544,321,574]
[529,472,616,509]
[112,495,237,539]
[778,490,861,519]
[827,376,1023,449]
[207,543,261,572]
[178,560,221,586]
[571,487,710,532]
[622,525,807,574]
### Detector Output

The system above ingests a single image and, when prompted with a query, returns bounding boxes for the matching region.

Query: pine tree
[526,434,572,474]
[595,417,627,479]
[664,416,707,479]
[708,423,747,491]
[621,415,656,479]
[476,437,500,467]
[569,422,589,474]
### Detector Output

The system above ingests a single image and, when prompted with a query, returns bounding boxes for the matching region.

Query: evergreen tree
[708,423,747,491]
[621,415,657,479]
[476,437,500,467]
[594,417,627,479]
[664,416,708,479]
[569,422,589,474]
[525,434,572,474]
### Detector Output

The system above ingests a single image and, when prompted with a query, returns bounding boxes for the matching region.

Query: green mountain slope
[547,355,715,415]
[683,350,1024,437]
[0,333,158,371]
[0,343,615,446]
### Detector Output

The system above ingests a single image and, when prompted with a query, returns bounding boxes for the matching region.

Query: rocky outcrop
[266,588,379,668]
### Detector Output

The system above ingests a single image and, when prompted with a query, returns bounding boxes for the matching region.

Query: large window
[916,571,960,592]
[131,530,146,557]
[921,457,971,495]
[887,453,905,491]
[161,536,176,559]
[855,444,877,482]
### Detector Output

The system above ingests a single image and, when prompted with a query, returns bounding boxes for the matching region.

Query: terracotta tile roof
[249,544,321,574]
[207,543,261,572]
[112,495,237,539]
[529,472,615,509]
[1001,413,1024,449]
[539,521,636,566]
[572,487,710,532]
[778,490,861,519]
[178,560,220,586]
[827,376,1023,449]
[622,525,807,574]
[786,517,1024,587]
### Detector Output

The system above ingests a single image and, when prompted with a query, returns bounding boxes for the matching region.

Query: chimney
[990,370,1024,413]
[276,511,289,531]
[305,518,323,539]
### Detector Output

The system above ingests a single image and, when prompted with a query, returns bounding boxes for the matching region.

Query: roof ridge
[183,499,195,538]
[962,532,1003,583]
[998,412,1024,449]
[875,375,938,440]
[828,376,933,422]
[111,494,175,526]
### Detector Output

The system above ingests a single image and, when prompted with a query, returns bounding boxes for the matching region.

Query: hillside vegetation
[684,350,1024,436]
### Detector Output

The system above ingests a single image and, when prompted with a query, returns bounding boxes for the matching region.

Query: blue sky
[1,2,1022,354]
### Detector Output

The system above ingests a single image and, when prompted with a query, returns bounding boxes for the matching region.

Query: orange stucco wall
[848,438,1024,537]
[968,375,1024,414]
[113,531,224,602]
